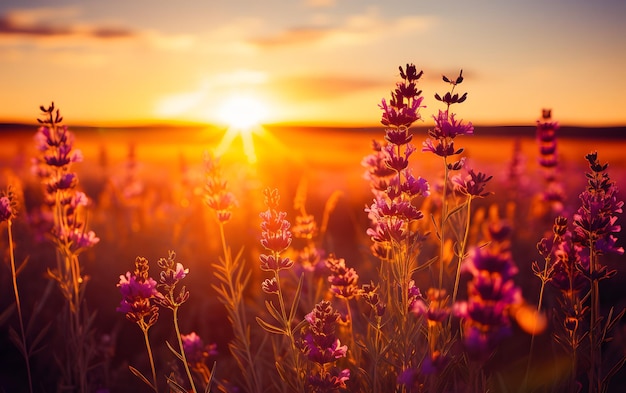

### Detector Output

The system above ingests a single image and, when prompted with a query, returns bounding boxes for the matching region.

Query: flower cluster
[259,188,294,293]
[452,169,493,198]
[155,250,190,309]
[536,109,565,213]
[181,331,218,366]
[33,103,99,254]
[572,152,624,256]
[204,152,237,223]
[0,187,17,223]
[325,255,359,299]
[363,64,429,261]
[456,219,521,361]
[116,257,159,327]
[300,300,350,391]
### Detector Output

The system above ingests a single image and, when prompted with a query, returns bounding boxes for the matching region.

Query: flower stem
[8,219,34,393]
[141,323,159,393]
[173,306,198,393]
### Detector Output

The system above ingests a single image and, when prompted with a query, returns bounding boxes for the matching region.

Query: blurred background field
[0,123,625,391]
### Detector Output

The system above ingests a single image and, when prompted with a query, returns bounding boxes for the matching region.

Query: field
[0,119,625,393]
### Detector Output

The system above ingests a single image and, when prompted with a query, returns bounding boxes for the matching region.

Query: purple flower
[181,332,218,365]
[117,257,159,326]
[301,300,348,365]
[572,152,623,255]
[325,256,359,299]
[261,277,279,294]
[156,251,190,307]
[422,110,473,158]
[204,152,237,223]
[452,169,493,198]
[0,189,16,222]
[259,189,294,269]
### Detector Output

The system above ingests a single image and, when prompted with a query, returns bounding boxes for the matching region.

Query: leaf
[166,373,187,393]
[29,321,52,355]
[264,300,283,322]
[128,365,155,390]
[166,340,184,362]
[205,361,217,393]
[0,303,16,326]
[289,274,304,322]
[256,316,285,335]
[8,327,26,357]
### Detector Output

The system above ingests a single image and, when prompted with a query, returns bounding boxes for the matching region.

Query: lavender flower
[155,250,190,308]
[452,169,493,198]
[259,188,294,272]
[535,109,565,214]
[204,152,237,223]
[117,257,159,327]
[456,222,521,361]
[572,152,624,256]
[181,332,218,366]
[300,300,348,365]
[325,255,359,299]
[0,187,17,222]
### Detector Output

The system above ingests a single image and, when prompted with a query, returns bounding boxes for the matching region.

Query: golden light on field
[214,93,270,164]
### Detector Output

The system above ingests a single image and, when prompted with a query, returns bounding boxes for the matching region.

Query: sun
[215,93,269,163]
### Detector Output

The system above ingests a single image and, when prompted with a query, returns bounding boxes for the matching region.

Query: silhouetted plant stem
[172,306,198,393]
[8,218,34,393]
[140,323,159,392]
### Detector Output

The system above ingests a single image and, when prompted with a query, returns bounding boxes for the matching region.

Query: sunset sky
[1,0,625,126]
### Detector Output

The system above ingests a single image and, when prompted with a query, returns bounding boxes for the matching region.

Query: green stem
[589,243,600,393]
[451,197,472,307]
[141,323,159,392]
[173,306,198,393]
[8,219,34,393]
[438,157,449,291]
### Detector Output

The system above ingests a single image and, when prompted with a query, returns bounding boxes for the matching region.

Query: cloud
[0,7,136,40]
[305,0,337,8]
[275,74,388,100]
[247,7,437,49]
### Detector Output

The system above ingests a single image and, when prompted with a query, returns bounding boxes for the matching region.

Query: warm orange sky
[1,0,625,126]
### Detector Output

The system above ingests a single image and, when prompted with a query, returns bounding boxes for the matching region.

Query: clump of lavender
[205,152,263,393]
[300,300,350,392]
[117,257,160,392]
[360,64,433,391]
[1,187,34,393]
[536,109,565,215]
[572,152,624,392]
[257,188,305,392]
[33,103,99,393]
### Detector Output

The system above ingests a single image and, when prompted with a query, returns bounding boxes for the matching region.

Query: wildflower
[572,152,624,255]
[204,152,237,223]
[301,300,348,364]
[422,110,474,158]
[156,251,190,308]
[411,288,450,325]
[452,169,493,198]
[117,257,159,326]
[456,222,522,360]
[261,277,279,294]
[360,281,386,317]
[325,255,359,299]
[0,187,17,222]
[181,332,218,365]
[259,188,293,266]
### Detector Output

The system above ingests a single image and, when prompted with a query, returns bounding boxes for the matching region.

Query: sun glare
[215,93,269,164]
